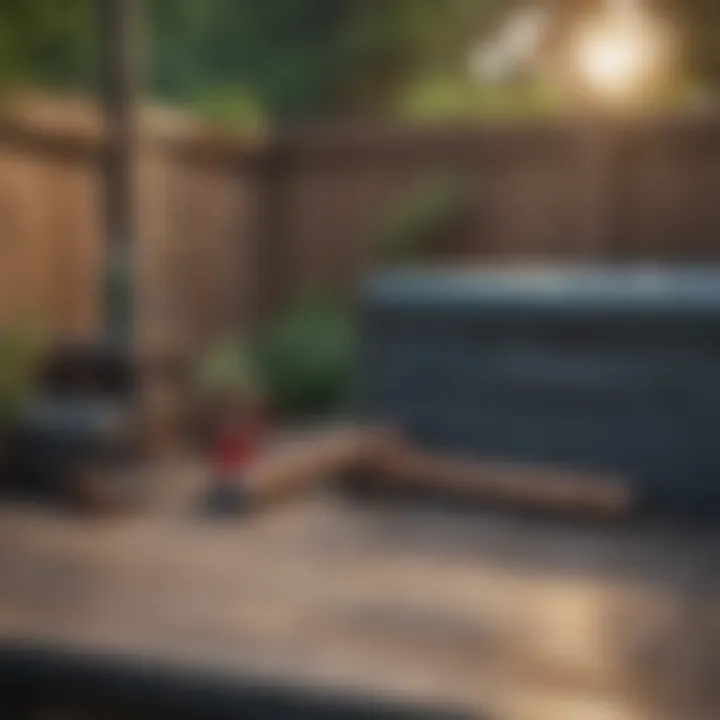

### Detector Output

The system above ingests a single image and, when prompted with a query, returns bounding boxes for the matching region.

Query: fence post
[98,0,140,345]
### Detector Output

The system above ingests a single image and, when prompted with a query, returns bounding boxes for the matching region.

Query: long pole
[99,0,139,345]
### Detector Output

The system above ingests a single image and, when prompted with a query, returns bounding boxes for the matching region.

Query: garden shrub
[195,336,261,400]
[257,294,357,418]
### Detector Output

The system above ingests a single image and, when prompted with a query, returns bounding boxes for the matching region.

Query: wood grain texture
[1,460,719,720]
[365,434,633,516]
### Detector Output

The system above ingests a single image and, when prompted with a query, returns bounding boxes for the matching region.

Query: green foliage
[0,0,96,93]
[0,326,46,428]
[257,295,357,417]
[398,76,477,121]
[0,0,519,120]
[398,75,564,121]
[339,0,510,114]
[195,337,261,399]
[147,0,350,120]
[375,175,471,261]
[197,294,358,418]
[194,85,268,136]
[0,0,718,121]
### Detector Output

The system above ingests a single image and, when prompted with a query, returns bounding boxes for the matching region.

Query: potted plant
[194,337,264,443]
[257,294,358,421]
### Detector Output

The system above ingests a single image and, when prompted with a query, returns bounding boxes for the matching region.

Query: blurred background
[1,0,717,120]
[2,3,720,718]
[2,0,720,428]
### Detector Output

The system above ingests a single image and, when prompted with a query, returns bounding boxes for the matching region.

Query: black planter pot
[7,342,138,507]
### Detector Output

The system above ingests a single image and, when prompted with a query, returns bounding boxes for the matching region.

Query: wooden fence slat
[1,99,720,348]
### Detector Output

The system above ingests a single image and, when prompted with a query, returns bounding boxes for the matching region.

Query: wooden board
[361,432,633,517]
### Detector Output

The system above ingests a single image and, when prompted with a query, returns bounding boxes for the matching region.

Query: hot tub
[360,266,720,513]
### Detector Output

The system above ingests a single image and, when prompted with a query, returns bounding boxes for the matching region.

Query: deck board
[1,466,720,719]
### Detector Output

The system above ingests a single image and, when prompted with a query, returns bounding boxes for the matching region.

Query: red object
[214,417,265,477]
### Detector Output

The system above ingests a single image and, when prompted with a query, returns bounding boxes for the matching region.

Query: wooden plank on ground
[364,433,633,517]
[247,426,374,507]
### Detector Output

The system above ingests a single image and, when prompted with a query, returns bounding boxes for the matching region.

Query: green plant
[195,337,261,400]
[257,294,357,418]
[195,84,268,137]
[374,175,471,261]
[398,75,565,121]
[0,325,46,428]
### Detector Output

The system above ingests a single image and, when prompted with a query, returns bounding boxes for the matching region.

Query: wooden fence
[0,95,256,357]
[261,116,720,311]
[1,97,720,356]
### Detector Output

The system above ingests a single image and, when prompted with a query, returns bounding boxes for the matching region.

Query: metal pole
[99,0,139,345]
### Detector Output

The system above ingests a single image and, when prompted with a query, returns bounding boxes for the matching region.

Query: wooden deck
[1,463,720,719]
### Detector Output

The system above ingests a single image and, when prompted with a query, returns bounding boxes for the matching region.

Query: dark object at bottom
[0,642,471,719]
[360,267,720,516]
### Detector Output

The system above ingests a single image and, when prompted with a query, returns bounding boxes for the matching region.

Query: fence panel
[1,100,720,345]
